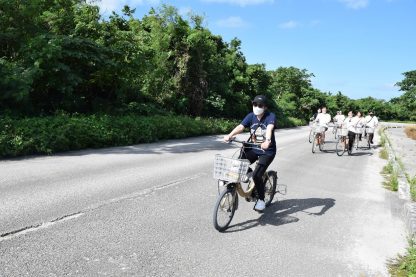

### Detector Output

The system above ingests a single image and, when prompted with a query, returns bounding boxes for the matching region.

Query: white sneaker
[254,200,266,212]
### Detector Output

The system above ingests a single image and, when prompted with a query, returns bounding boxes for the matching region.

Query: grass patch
[383,172,399,191]
[380,148,389,159]
[390,173,399,191]
[405,125,416,140]
[382,160,399,191]
[388,238,416,276]
[382,161,394,175]
[409,175,416,201]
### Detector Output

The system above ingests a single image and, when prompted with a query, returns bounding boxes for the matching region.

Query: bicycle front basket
[213,154,250,182]
[339,128,348,137]
[314,126,326,133]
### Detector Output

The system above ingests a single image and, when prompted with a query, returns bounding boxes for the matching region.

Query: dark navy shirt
[241,111,276,156]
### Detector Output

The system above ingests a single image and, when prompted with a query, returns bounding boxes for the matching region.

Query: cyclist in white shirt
[334,111,345,129]
[356,112,365,141]
[365,111,378,144]
[315,107,332,142]
[346,111,359,154]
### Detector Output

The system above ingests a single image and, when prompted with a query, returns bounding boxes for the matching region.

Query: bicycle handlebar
[228,138,263,150]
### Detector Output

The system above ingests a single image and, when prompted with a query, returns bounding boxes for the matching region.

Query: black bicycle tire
[213,188,237,232]
[319,133,324,152]
[356,136,359,150]
[264,171,277,207]
[336,138,345,156]
[312,136,316,153]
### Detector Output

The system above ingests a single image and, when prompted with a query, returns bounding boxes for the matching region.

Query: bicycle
[335,127,351,156]
[308,120,315,143]
[212,138,278,232]
[355,126,370,150]
[311,125,327,153]
[332,122,341,139]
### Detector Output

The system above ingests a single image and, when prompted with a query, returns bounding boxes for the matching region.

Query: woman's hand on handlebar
[261,140,271,150]
[223,135,234,143]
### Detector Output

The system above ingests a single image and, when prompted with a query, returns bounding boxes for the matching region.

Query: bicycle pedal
[245,197,254,202]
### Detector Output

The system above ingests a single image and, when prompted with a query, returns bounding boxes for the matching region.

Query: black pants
[368,133,374,143]
[240,149,275,201]
[348,131,356,151]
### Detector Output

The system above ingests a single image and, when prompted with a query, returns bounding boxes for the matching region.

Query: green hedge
[0,114,304,158]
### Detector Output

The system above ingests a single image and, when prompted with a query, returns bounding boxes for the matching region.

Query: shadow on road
[225,197,336,233]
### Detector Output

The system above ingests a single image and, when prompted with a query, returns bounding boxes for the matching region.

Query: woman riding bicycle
[314,107,331,143]
[223,95,276,212]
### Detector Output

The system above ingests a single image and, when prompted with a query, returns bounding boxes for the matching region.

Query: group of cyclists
[311,107,379,153]
[221,94,380,213]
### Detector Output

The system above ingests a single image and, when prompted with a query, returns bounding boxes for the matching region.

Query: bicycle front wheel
[213,188,237,232]
[312,136,316,153]
[319,134,324,152]
[308,129,313,143]
[336,138,345,156]
[264,171,277,207]
[355,135,359,150]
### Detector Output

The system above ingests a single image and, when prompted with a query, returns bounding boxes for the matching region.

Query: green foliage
[1,1,415,157]
[0,115,238,157]
[0,1,414,122]
[380,148,389,160]
[388,239,416,276]
[409,175,416,201]
[382,161,394,175]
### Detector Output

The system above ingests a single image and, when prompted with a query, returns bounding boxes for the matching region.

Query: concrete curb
[382,125,416,235]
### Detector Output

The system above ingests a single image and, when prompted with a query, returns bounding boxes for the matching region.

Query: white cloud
[93,0,160,13]
[202,0,273,7]
[339,0,369,9]
[278,20,300,29]
[216,16,247,28]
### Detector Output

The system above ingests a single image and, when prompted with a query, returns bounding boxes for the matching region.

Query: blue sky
[96,0,416,100]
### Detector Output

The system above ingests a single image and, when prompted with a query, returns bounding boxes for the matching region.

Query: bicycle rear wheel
[336,137,346,156]
[264,171,277,207]
[213,187,237,232]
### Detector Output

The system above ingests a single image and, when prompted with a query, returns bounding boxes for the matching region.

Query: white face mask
[253,106,264,116]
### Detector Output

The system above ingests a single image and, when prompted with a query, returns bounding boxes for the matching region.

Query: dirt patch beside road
[405,125,416,140]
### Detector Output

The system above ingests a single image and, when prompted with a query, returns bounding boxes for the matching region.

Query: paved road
[0,127,407,276]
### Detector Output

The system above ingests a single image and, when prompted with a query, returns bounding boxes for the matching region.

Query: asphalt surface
[0,127,407,276]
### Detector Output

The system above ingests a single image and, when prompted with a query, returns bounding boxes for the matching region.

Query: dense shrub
[0,114,304,158]
[0,115,237,157]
